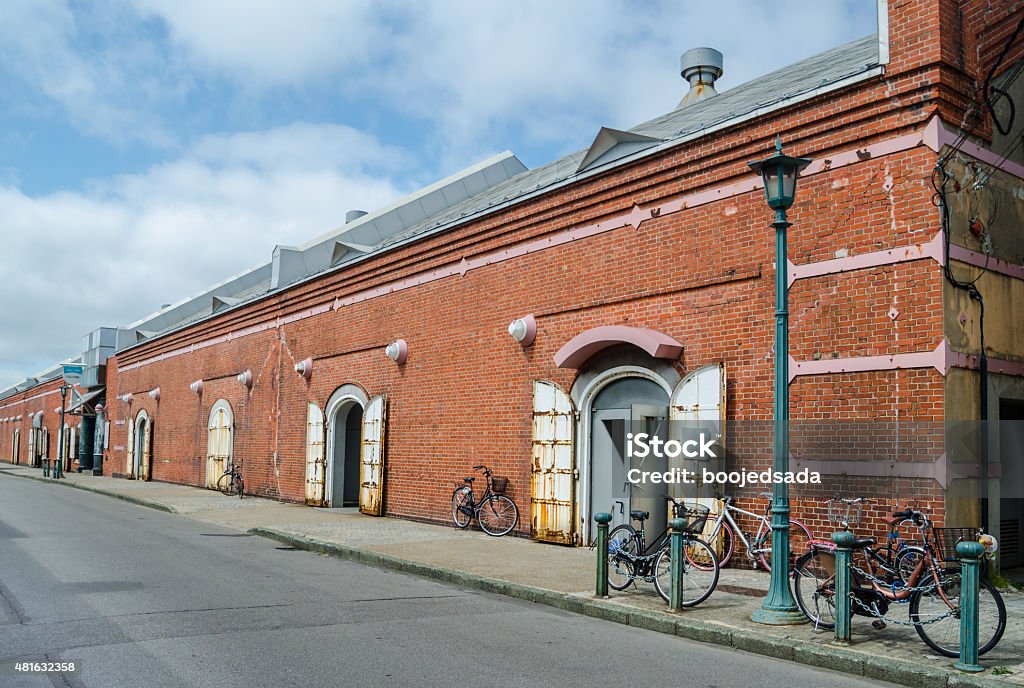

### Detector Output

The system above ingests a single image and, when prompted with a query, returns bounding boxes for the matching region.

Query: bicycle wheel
[477,495,518,536]
[893,545,926,582]
[451,486,473,528]
[607,525,639,591]
[705,521,735,568]
[793,550,837,629]
[217,472,236,496]
[757,519,813,572]
[653,538,719,607]
[911,574,1007,657]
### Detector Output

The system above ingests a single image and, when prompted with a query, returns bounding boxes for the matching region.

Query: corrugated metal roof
[377,34,878,251]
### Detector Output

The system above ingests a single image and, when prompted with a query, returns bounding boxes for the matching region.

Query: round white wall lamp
[120,393,133,404]
[54,406,61,414]
[95,405,104,414]
[189,380,204,395]
[385,339,408,365]
[15,415,22,421]
[295,358,313,379]
[237,369,253,388]
[508,314,537,346]
[148,387,161,401]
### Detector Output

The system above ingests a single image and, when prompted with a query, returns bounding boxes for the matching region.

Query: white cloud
[131,0,388,84]
[0,0,176,145]
[126,0,876,163]
[0,123,409,388]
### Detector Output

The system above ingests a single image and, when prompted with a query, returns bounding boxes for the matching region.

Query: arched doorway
[130,411,152,480]
[320,385,387,514]
[585,371,671,541]
[205,401,233,488]
[11,428,20,464]
[324,385,366,509]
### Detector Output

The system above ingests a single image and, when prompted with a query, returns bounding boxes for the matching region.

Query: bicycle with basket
[606,496,720,607]
[450,465,519,536]
[794,497,1005,658]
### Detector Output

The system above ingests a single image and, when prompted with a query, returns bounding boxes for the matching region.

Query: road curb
[248,526,1006,688]
[0,469,177,513]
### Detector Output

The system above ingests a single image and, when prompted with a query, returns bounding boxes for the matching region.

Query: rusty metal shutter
[141,418,152,481]
[126,417,136,477]
[305,403,326,505]
[670,364,726,549]
[530,380,578,545]
[359,395,386,516]
[206,404,233,488]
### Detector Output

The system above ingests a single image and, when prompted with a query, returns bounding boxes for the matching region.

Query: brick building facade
[3,1,1023,566]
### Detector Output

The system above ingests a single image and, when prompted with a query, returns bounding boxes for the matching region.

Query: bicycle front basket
[932,527,978,563]
[491,477,509,495]
[682,504,711,534]
[826,498,864,527]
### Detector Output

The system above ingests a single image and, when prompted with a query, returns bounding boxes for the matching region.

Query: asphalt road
[0,472,894,688]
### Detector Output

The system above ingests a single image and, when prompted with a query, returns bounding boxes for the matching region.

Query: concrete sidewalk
[2,464,1021,688]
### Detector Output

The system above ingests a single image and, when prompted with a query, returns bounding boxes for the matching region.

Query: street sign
[62,364,84,385]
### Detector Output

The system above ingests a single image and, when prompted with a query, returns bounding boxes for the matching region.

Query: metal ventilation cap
[678,47,723,107]
[345,209,368,223]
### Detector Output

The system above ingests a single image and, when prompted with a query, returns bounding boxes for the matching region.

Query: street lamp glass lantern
[749,138,811,211]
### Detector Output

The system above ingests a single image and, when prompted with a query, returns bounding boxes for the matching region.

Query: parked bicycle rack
[830,531,985,673]
[595,512,611,599]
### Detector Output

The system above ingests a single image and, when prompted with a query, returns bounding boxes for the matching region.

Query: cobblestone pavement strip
[2,465,1021,688]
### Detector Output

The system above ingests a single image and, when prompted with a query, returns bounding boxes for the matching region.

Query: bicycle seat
[463,477,475,483]
[629,510,649,522]
[720,495,733,504]
[850,537,876,549]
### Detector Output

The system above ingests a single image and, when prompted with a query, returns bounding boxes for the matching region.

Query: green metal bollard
[668,517,686,612]
[595,512,612,598]
[953,540,985,673]
[832,531,855,645]
[42,458,50,478]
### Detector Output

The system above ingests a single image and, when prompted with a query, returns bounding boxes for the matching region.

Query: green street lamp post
[750,137,811,625]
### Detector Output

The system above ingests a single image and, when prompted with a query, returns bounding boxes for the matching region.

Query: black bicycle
[606,496,719,606]
[218,461,244,498]
[451,465,518,536]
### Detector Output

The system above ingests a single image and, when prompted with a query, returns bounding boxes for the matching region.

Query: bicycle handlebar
[891,507,928,525]
[472,465,493,476]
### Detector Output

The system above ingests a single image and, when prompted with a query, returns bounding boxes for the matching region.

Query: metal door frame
[574,366,672,545]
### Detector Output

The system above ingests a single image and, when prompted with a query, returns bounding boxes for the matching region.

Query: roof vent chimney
[345,209,368,224]
[677,47,723,107]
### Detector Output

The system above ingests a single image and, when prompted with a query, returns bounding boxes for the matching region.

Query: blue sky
[0,0,876,389]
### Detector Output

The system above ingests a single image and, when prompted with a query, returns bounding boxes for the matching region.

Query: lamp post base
[751,604,807,626]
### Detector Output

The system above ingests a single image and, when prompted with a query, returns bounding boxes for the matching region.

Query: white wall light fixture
[189,380,204,395]
[508,314,537,346]
[295,358,313,379]
[237,369,253,388]
[385,339,408,365]
[148,387,161,401]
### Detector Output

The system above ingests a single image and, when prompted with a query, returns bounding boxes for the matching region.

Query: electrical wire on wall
[929,10,1024,528]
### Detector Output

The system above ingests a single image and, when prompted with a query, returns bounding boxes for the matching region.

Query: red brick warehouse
[2,1,1022,569]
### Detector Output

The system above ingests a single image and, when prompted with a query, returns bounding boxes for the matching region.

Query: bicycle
[825,497,927,582]
[606,496,719,607]
[217,461,244,498]
[451,465,519,536]
[793,505,1006,658]
[700,492,814,571]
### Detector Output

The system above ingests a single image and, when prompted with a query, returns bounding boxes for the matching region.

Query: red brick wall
[99,2,1007,541]
[0,378,82,470]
